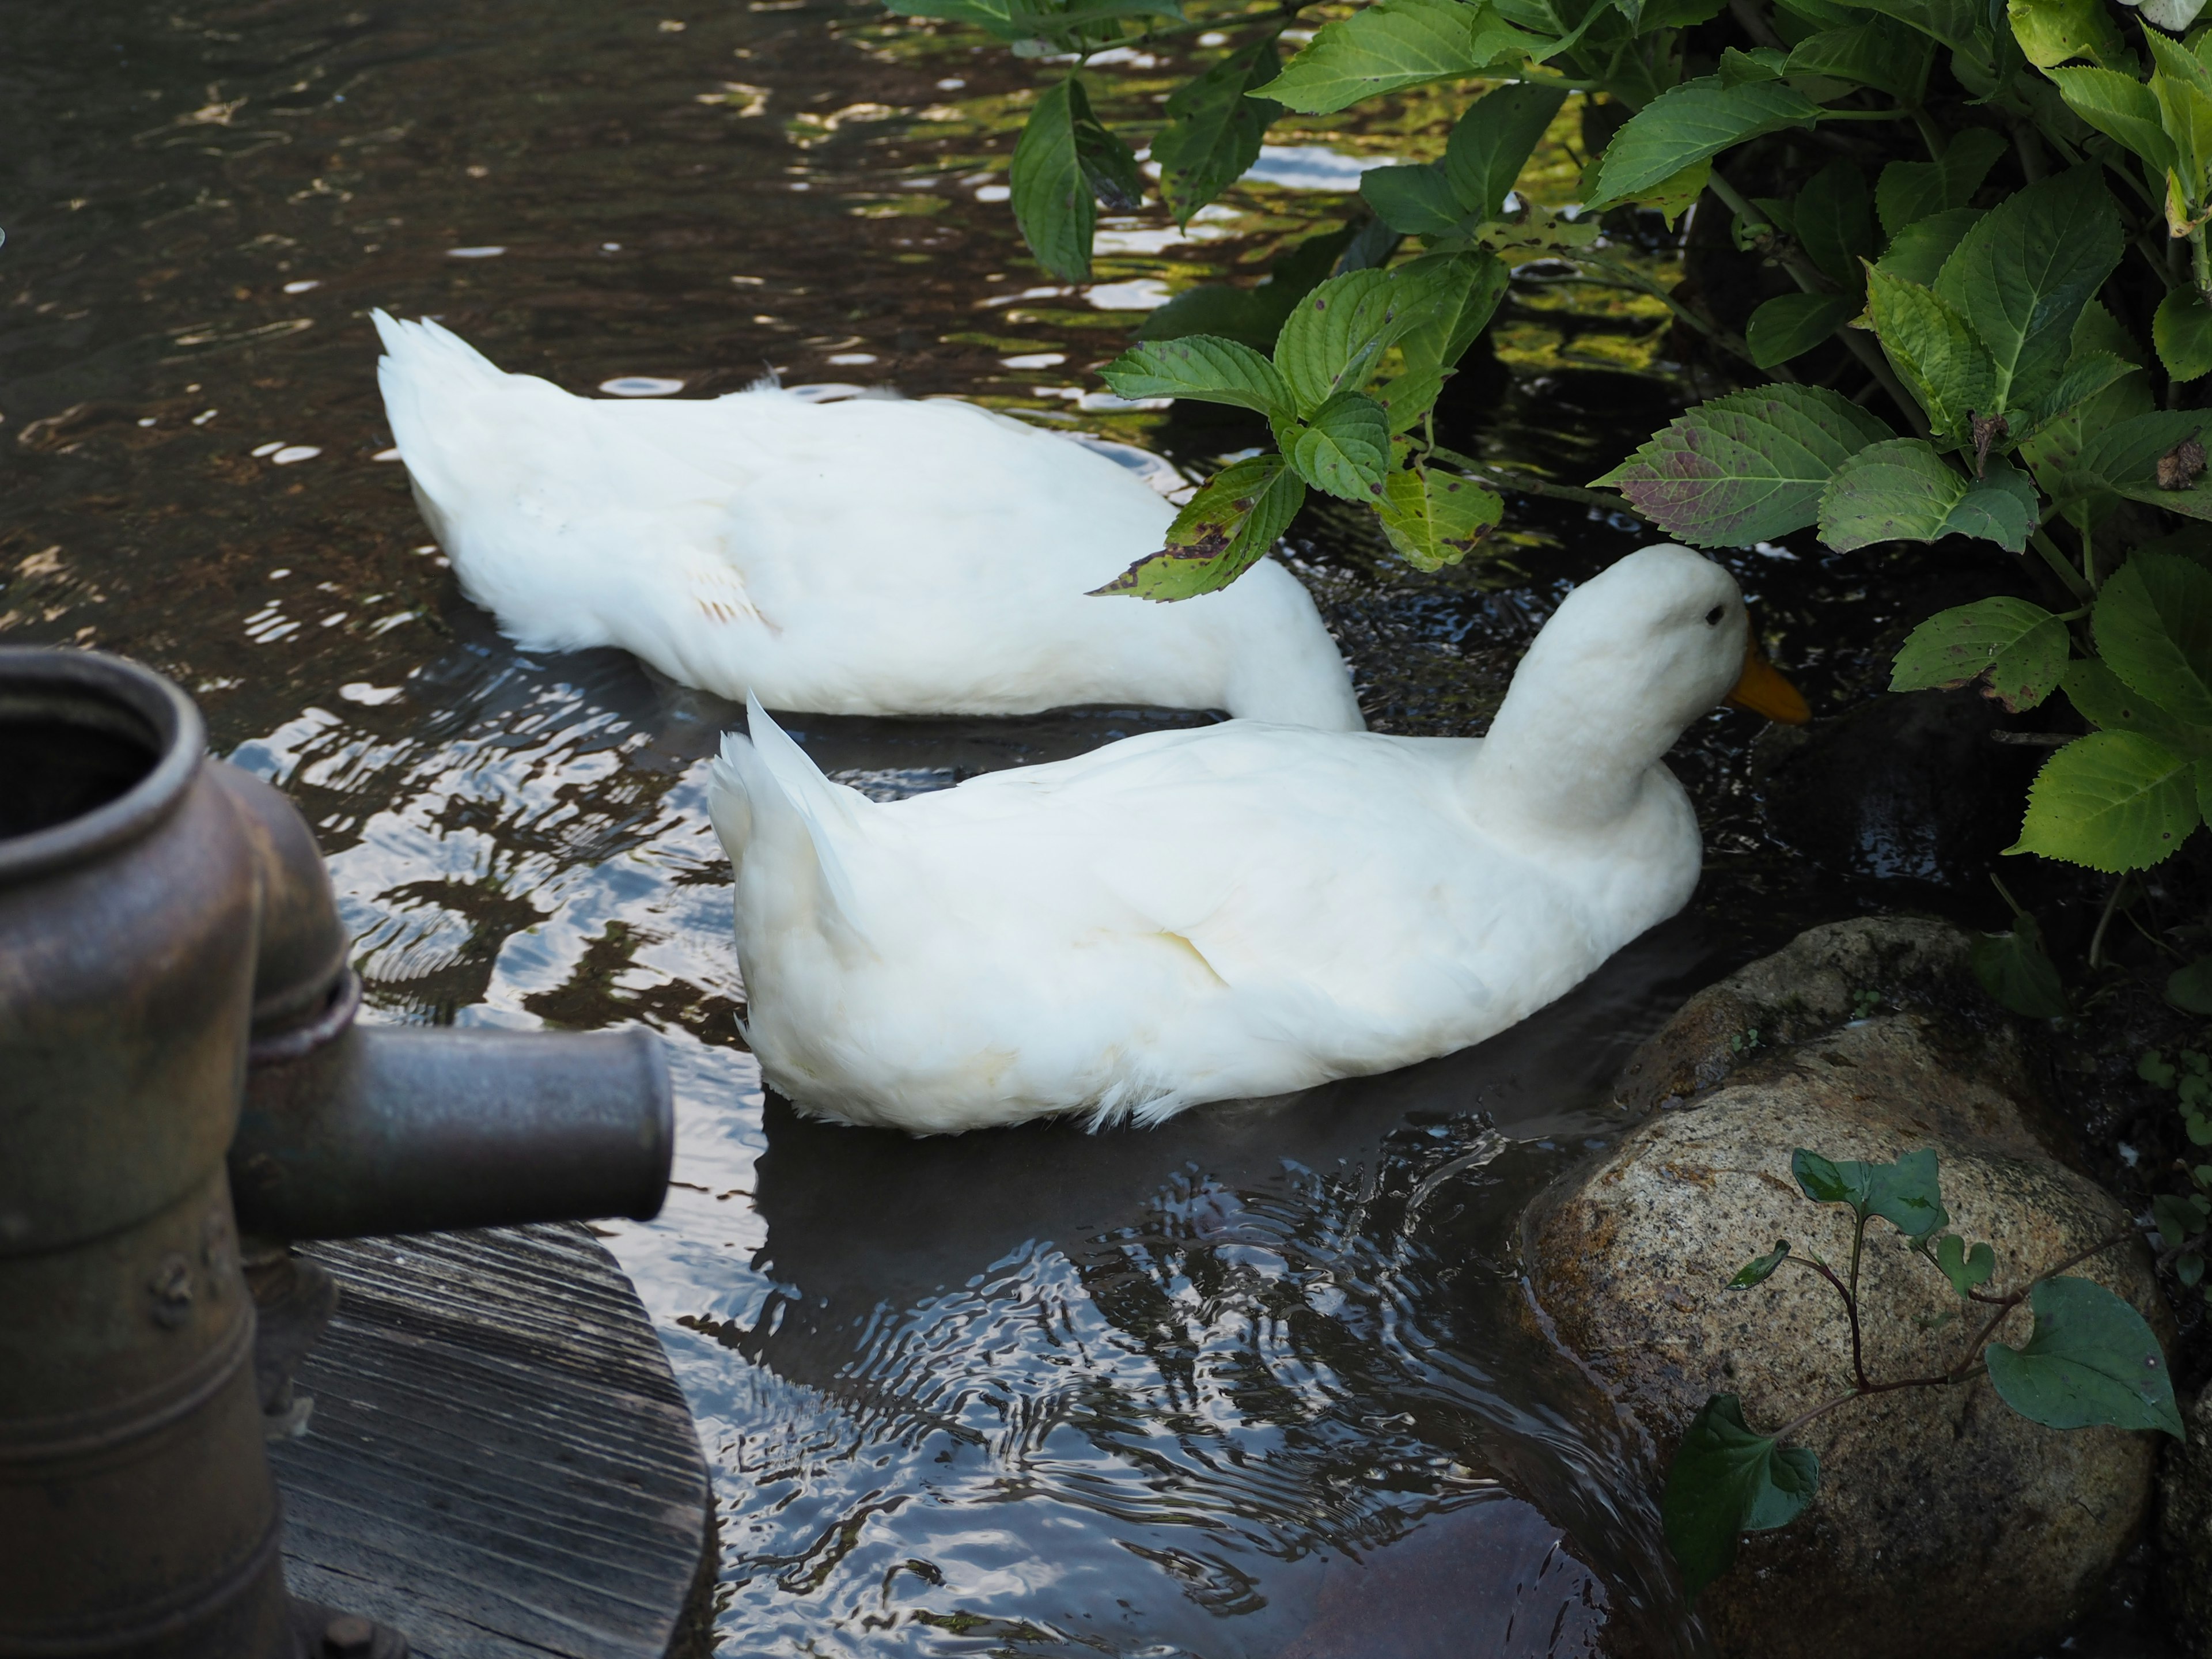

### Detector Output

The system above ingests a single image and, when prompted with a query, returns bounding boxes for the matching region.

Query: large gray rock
[2160,1384,2212,1657]
[1529,918,2170,1659]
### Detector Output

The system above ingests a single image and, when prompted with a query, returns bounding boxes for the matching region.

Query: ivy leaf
[1932,167,2123,416]
[2062,659,2212,760]
[1888,596,2068,711]
[2010,730,2203,871]
[1099,335,1294,416]
[1728,1239,1793,1288]
[1273,266,1444,413]
[1592,384,1895,546]
[1936,1233,1998,1296]
[1374,463,1503,567]
[1152,39,1279,226]
[1972,909,2071,1016]
[1252,0,1545,115]
[1876,127,2006,238]
[1588,75,1821,206]
[1817,441,2037,554]
[1793,161,1878,294]
[1010,78,1096,281]
[1863,268,1995,440]
[1985,1277,2184,1437]
[1443,81,1569,219]
[2096,551,2212,726]
[1786,16,1933,102]
[1791,1147,1950,1238]
[2155,290,2212,385]
[1090,454,1306,600]
[2046,67,2179,175]
[1662,1394,1820,1603]
[1289,391,1392,501]
[1747,293,1856,368]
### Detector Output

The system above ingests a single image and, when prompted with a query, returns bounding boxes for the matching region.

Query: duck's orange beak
[1726,640,1810,724]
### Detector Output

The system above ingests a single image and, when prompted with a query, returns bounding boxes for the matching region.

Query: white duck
[707,544,1809,1134]
[372,313,1362,728]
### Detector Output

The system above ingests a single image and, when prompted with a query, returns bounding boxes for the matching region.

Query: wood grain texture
[270,1224,711,1659]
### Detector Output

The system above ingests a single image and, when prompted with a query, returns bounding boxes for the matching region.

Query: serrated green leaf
[1863,269,1994,440]
[2010,729,2203,870]
[2148,31,2212,187]
[1273,265,1445,412]
[2014,351,2138,441]
[1794,161,1877,294]
[1153,39,1282,226]
[1986,1277,2184,1437]
[1135,226,1355,351]
[1819,441,2037,553]
[1374,463,1503,566]
[1728,1239,1793,1288]
[1889,597,2067,710]
[1786,16,1933,100]
[1472,201,1600,263]
[2047,67,2179,174]
[1747,292,1857,368]
[1933,167,2123,417]
[1010,79,1094,281]
[1360,163,1468,235]
[1381,249,1508,432]
[1876,127,2006,238]
[2157,289,2212,384]
[2096,552,2212,726]
[2008,0,2126,67]
[1252,0,1545,116]
[1588,75,1821,206]
[2062,659,2212,759]
[1873,206,1984,287]
[1593,384,1895,546]
[1090,454,1306,600]
[1662,1395,1820,1603]
[1972,910,2071,1016]
[1936,1233,1999,1296]
[1071,80,1142,211]
[1290,391,1392,500]
[1444,82,1569,220]
[2050,409,2209,525]
[1099,335,1293,415]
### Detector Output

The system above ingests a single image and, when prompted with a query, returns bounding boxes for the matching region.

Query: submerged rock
[1528,918,2169,1659]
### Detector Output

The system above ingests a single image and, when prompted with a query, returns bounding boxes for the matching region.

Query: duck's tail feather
[707,695,872,945]
[370,310,520,513]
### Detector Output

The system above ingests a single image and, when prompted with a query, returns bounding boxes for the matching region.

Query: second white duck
[707,544,1808,1134]
[373,312,1362,729]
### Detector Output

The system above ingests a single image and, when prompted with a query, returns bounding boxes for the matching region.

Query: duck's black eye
[1704,604,1726,626]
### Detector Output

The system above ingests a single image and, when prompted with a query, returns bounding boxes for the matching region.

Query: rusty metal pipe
[232,1022,672,1240]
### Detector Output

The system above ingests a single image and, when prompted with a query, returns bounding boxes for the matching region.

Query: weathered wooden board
[271,1224,713,1659]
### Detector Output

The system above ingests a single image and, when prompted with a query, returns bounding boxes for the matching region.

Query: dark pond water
[0,3,2086,1655]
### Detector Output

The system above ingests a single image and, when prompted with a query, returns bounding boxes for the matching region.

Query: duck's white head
[1480,544,1807,827]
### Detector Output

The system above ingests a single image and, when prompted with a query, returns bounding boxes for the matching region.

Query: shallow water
[0,4,2026,1654]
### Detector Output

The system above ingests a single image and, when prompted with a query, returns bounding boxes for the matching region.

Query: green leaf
[1273,266,1442,413]
[2147,31,2212,190]
[1985,1277,2184,1437]
[1374,463,1503,566]
[1253,0,1543,116]
[2007,0,2126,68]
[1099,335,1293,415]
[2010,730,2203,870]
[1889,596,2068,711]
[2063,659,2212,759]
[1873,206,1984,287]
[1818,442,2037,554]
[1380,249,1508,431]
[1009,78,1095,281]
[1863,269,1995,440]
[1290,391,1392,500]
[1070,80,1143,211]
[1153,39,1281,226]
[1876,127,2006,238]
[1662,1395,1820,1604]
[2096,552,2212,726]
[884,0,1179,41]
[1747,293,1856,368]
[2157,290,2212,385]
[2047,67,2179,174]
[2169,957,2212,1014]
[1786,16,1933,101]
[1593,384,1895,546]
[1135,226,1357,351]
[2013,351,2139,441]
[1793,161,1878,294]
[2051,409,2211,525]
[1791,1146,1950,1237]
[1728,1240,1793,1288]
[1588,75,1822,206]
[1090,454,1306,600]
[1443,82,1568,220]
[1937,1234,1998,1296]
[1933,167,2124,416]
[1972,910,2071,1016]
[1360,163,1468,236]
[2154,1191,2211,1248]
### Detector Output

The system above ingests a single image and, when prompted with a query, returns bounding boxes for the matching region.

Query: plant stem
[2089,874,2130,971]
[2029,527,2097,602]
[1426,443,1656,521]
[1945,1229,2134,1384]
[1782,1254,1871,1391]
